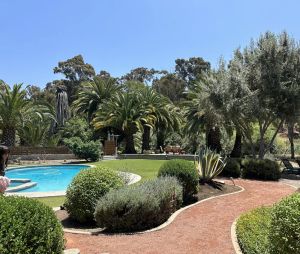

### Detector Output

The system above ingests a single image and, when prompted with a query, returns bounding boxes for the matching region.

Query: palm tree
[19,103,56,146]
[0,84,29,146]
[183,75,223,153]
[139,87,180,152]
[73,77,121,121]
[92,92,155,154]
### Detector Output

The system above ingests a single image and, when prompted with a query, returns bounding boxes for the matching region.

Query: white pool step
[6,182,37,192]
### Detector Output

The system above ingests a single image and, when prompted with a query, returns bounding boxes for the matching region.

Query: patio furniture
[296,159,300,168]
[282,158,300,175]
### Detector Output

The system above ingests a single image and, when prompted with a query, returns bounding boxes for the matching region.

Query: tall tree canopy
[52,55,96,103]
[175,57,211,88]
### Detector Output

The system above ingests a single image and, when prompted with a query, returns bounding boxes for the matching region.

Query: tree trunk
[125,132,136,154]
[288,121,295,159]
[207,127,222,153]
[1,127,16,147]
[230,129,242,158]
[156,129,165,152]
[142,125,151,153]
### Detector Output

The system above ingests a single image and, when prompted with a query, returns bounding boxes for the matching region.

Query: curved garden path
[65,179,295,254]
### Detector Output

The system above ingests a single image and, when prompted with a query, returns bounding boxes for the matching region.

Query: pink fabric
[0,176,10,193]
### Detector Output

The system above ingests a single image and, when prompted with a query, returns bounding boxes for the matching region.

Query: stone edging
[231,181,298,254]
[231,218,243,254]
[63,185,245,235]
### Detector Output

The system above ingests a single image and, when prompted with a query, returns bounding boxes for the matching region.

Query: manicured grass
[34,196,65,208]
[35,159,165,207]
[91,159,166,181]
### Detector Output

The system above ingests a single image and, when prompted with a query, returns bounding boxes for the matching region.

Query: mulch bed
[56,181,241,234]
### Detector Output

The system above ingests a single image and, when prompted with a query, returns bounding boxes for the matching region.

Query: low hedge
[236,193,300,254]
[221,158,241,178]
[94,177,183,232]
[0,196,64,254]
[269,193,300,254]
[158,159,198,201]
[236,206,272,254]
[241,158,281,180]
[64,166,124,223]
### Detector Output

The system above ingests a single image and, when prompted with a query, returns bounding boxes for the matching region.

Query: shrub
[241,158,281,180]
[64,137,102,162]
[158,159,198,201]
[221,158,241,178]
[0,196,64,254]
[64,166,124,223]
[269,193,300,254]
[94,177,183,232]
[236,206,272,254]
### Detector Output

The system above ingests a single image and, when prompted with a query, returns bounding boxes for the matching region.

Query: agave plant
[195,148,226,184]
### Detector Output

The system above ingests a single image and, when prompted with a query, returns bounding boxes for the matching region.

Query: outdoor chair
[296,159,300,168]
[282,158,300,175]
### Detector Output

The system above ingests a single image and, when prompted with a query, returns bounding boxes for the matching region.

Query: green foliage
[59,117,93,142]
[93,91,155,154]
[152,73,186,103]
[195,148,226,183]
[73,77,121,121]
[158,159,198,201]
[0,196,64,254]
[64,137,101,161]
[94,177,183,232]
[269,193,300,254]
[0,84,29,146]
[92,159,166,181]
[64,166,124,223]
[236,206,272,254]
[241,158,281,180]
[221,158,241,178]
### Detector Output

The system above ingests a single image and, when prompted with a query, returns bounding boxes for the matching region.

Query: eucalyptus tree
[92,92,155,154]
[175,57,211,89]
[73,77,121,121]
[53,55,95,103]
[152,73,186,103]
[120,67,167,85]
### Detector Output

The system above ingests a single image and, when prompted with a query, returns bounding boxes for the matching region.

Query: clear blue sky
[1,0,299,87]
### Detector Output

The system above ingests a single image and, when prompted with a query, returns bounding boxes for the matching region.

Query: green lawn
[36,159,165,207]
[92,159,165,181]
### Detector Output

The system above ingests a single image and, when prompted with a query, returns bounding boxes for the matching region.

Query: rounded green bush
[241,158,281,180]
[158,159,198,201]
[94,177,183,232]
[0,196,64,254]
[236,206,272,254]
[221,158,241,178]
[64,166,124,223]
[269,193,300,254]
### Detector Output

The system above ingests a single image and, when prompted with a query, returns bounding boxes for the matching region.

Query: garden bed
[56,182,241,234]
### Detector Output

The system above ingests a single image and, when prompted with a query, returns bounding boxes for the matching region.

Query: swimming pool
[6,165,90,193]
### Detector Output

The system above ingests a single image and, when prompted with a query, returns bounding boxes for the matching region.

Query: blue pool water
[6,165,89,192]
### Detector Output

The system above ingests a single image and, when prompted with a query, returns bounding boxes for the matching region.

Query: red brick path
[65,179,295,254]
